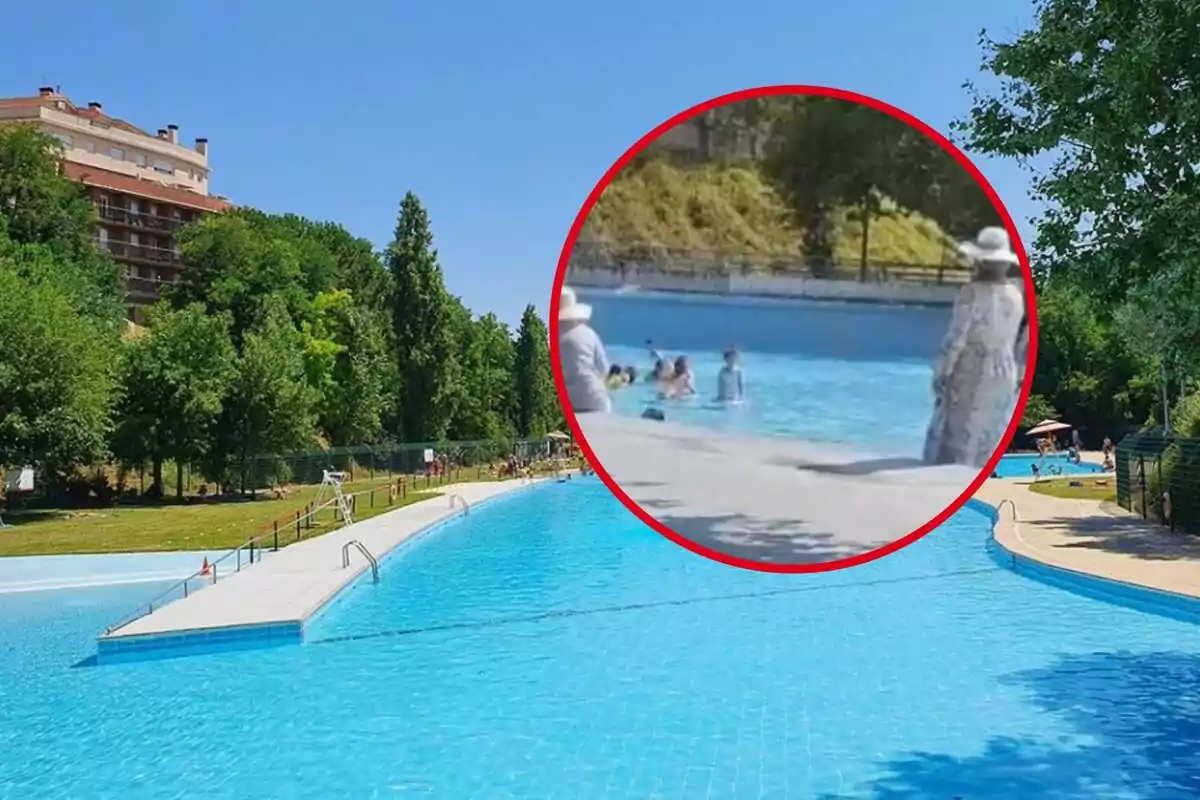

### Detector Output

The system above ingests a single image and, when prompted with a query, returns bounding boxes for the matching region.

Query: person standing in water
[716,348,745,403]
[558,287,611,413]
[923,227,1025,467]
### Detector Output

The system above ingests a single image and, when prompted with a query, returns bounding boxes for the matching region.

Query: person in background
[606,364,626,390]
[923,226,1025,467]
[667,355,696,398]
[624,365,638,385]
[651,358,674,389]
[716,348,745,403]
[558,286,611,413]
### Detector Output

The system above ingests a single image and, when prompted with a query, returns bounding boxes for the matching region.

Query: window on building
[55,133,73,148]
[130,232,140,247]
[153,161,173,175]
[129,198,140,215]
[110,147,124,160]
[83,139,95,153]
[97,227,108,250]
[134,153,147,167]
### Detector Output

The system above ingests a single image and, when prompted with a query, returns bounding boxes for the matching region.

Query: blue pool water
[3,479,1200,798]
[994,454,1105,479]
[582,291,951,457]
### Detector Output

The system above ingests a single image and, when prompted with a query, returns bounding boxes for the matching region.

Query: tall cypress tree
[514,305,557,437]
[385,192,459,442]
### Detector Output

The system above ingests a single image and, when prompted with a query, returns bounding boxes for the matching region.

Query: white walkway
[578,414,981,564]
[99,479,539,648]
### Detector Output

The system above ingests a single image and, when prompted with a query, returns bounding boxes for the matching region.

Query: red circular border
[549,84,1038,574]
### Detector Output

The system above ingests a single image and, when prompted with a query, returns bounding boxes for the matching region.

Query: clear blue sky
[0,0,1038,327]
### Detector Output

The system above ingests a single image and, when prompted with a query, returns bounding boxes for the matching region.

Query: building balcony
[97,204,186,233]
[124,275,164,300]
[98,238,182,268]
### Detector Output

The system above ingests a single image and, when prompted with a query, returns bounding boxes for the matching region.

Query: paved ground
[577,413,982,564]
[100,479,541,642]
[975,477,1200,598]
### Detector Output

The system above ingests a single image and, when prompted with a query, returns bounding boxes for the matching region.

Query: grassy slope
[584,159,955,269]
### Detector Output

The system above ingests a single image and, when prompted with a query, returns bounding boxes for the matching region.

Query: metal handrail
[997,499,1018,521]
[341,539,379,583]
[101,477,397,635]
[449,493,471,515]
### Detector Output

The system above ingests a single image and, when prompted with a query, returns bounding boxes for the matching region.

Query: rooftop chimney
[166,124,178,145]
[195,137,208,157]
[157,129,168,139]
[87,101,102,112]
[38,86,54,97]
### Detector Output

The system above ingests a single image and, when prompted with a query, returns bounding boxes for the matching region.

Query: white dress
[559,323,612,413]
[923,281,1025,467]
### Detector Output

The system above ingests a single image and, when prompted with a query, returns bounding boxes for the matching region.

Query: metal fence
[1115,431,1200,534]
[568,240,973,285]
[7,437,576,510]
[238,438,567,492]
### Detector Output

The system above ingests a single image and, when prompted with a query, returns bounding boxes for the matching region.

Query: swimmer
[651,358,674,388]
[666,355,695,398]
[716,348,745,403]
[624,365,638,385]
[605,364,625,390]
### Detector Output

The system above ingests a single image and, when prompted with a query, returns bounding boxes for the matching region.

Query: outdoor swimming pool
[585,290,954,457]
[994,453,1105,479]
[3,478,1199,798]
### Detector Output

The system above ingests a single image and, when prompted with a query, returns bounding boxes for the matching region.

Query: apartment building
[0,86,230,321]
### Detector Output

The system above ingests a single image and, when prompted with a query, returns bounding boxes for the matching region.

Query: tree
[169,213,308,349]
[211,300,317,489]
[1031,281,1157,443]
[514,305,557,437]
[450,312,518,442]
[385,192,460,442]
[301,289,393,446]
[0,127,124,479]
[0,241,120,476]
[112,303,236,497]
[957,0,1200,304]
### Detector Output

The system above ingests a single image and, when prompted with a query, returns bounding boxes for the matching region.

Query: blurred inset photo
[554,88,1034,568]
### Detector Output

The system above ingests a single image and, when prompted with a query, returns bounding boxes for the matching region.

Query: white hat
[558,286,592,322]
[957,226,1020,265]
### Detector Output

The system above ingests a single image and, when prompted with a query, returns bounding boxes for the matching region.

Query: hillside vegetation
[583,159,956,269]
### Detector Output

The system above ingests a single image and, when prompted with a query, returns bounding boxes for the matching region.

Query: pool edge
[974,499,1200,625]
[93,479,564,665]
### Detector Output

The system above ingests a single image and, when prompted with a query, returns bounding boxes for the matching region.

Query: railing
[97,238,182,266]
[996,499,1018,522]
[101,478,399,635]
[98,204,188,233]
[340,540,379,583]
[448,493,471,515]
[568,241,974,286]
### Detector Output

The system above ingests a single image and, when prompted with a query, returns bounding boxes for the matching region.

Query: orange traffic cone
[199,557,211,576]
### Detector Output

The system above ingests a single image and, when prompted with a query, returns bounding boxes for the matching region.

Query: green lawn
[1028,476,1117,502]
[0,467,555,557]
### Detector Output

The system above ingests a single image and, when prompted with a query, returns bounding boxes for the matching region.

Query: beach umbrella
[1027,420,1072,436]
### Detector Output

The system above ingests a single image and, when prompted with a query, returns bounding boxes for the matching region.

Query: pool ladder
[449,494,471,515]
[996,499,1019,522]
[341,539,379,583]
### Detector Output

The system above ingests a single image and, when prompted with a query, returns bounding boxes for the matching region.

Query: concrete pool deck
[577,413,982,564]
[97,478,544,657]
[976,477,1200,599]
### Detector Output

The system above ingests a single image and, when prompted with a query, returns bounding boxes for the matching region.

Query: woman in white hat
[923,226,1027,467]
[558,286,612,413]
